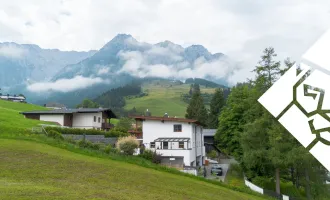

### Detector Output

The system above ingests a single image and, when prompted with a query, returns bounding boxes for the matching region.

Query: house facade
[20,108,116,130]
[0,95,26,102]
[130,116,205,168]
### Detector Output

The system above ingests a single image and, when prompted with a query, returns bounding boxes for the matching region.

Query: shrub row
[44,126,130,138]
[45,126,106,135]
[139,149,162,164]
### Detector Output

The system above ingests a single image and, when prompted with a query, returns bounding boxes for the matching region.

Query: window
[150,142,155,148]
[173,124,182,132]
[98,117,101,123]
[93,116,96,122]
[179,142,184,149]
[163,142,168,149]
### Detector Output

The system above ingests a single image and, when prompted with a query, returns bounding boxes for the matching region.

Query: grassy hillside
[0,99,270,200]
[0,139,268,200]
[0,100,53,133]
[125,80,216,117]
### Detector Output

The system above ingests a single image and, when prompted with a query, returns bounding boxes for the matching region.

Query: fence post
[41,125,48,136]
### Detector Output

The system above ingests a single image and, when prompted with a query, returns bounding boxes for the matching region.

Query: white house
[130,115,206,169]
[20,108,116,130]
[0,95,26,102]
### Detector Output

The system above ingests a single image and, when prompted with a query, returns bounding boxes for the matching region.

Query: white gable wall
[143,120,193,147]
[142,119,204,166]
[72,112,102,129]
[40,114,64,126]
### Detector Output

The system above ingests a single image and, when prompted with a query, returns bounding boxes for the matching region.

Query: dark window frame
[179,141,184,149]
[163,142,169,149]
[173,124,182,132]
[94,116,96,122]
[98,117,101,123]
[150,142,155,148]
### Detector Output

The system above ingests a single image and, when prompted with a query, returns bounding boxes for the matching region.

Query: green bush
[207,150,217,159]
[252,176,273,188]
[139,149,154,161]
[116,136,139,155]
[104,144,119,154]
[47,130,64,140]
[139,149,162,164]
[45,126,107,136]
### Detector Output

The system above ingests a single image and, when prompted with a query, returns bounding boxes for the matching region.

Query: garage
[160,156,184,168]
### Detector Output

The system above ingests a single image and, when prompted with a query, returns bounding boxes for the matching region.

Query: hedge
[44,127,106,136]
[44,126,130,138]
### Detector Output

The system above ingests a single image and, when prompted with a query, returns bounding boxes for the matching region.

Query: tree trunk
[305,168,312,200]
[275,168,281,195]
[291,167,295,185]
[295,168,300,188]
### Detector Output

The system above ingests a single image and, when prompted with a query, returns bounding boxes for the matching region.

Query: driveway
[204,163,229,182]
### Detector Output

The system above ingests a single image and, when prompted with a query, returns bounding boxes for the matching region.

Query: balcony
[102,123,114,130]
[128,130,143,139]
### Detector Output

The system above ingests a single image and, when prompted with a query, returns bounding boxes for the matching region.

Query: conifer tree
[208,88,225,128]
[185,84,208,125]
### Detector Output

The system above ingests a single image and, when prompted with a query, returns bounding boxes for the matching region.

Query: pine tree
[185,84,208,125]
[208,88,225,128]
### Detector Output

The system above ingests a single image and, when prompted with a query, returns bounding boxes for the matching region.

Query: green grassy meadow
[0,139,267,200]
[0,100,53,133]
[125,82,216,117]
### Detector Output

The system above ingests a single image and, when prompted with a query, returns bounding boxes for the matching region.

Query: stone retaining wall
[63,134,117,145]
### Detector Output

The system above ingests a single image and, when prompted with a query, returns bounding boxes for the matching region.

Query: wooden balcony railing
[102,123,114,130]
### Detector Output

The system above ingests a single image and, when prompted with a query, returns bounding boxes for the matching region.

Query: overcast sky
[1,0,330,83]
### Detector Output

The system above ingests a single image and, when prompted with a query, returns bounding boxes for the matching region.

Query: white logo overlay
[258,29,330,172]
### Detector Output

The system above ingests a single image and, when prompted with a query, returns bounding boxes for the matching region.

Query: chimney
[163,113,169,118]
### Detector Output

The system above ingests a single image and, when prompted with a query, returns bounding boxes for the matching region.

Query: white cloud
[27,76,108,92]
[0,44,26,58]
[118,48,239,81]
[97,67,110,75]
[1,0,330,83]
[146,46,183,61]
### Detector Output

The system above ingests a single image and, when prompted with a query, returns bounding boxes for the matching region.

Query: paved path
[205,163,229,182]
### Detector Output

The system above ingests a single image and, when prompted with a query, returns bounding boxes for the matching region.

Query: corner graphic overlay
[258,29,330,172]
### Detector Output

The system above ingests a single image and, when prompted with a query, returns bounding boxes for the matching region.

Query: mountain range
[0,42,96,88]
[1,34,234,107]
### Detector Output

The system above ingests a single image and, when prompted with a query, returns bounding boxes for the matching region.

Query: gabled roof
[20,108,116,118]
[130,116,203,126]
[45,102,66,108]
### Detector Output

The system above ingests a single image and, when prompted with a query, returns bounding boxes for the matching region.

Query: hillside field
[0,139,269,200]
[125,81,216,117]
[0,99,269,200]
[0,100,54,133]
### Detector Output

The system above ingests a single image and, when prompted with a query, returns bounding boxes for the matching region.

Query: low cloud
[27,76,108,93]
[117,49,239,82]
[0,44,26,58]
[145,46,183,62]
[97,67,110,75]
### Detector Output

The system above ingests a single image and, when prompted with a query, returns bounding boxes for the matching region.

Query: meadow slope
[0,100,269,200]
[0,100,53,133]
[0,139,267,200]
[125,82,216,117]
